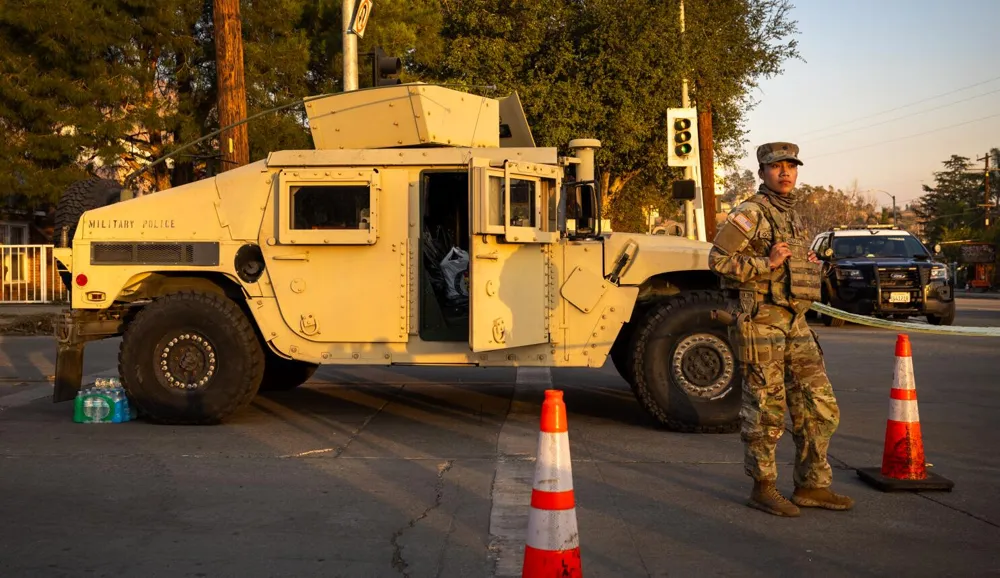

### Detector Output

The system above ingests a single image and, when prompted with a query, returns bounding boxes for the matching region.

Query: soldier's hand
[769,242,792,269]
[808,250,820,264]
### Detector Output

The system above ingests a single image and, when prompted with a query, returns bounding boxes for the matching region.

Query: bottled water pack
[73,377,137,424]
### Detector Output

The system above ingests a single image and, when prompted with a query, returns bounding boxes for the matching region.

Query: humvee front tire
[258,351,319,392]
[118,291,265,424]
[629,291,741,433]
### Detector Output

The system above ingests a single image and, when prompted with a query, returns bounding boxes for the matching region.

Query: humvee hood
[603,232,712,285]
[76,160,271,243]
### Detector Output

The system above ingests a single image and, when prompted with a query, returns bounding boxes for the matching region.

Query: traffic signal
[372,47,401,86]
[666,107,699,167]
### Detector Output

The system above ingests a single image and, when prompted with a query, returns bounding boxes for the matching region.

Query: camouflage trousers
[738,305,840,488]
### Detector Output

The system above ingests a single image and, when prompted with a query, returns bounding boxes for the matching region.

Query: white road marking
[488,367,553,577]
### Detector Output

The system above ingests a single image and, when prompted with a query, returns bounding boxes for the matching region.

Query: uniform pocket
[729,319,781,364]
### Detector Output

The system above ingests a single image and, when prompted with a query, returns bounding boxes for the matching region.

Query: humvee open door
[467,157,560,352]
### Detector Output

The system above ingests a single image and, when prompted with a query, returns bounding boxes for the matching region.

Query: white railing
[0,245,69,304]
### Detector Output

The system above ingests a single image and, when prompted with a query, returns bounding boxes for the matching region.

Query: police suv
[810,225,956,326]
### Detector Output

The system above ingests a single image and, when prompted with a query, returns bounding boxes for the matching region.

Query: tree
[791,183,878,238]
[419,0,801,231]
[0,0,197,202]
[914,154,987,244]
[720,169,756,204]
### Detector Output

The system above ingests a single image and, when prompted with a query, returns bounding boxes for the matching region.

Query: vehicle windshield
[831,235,930,259]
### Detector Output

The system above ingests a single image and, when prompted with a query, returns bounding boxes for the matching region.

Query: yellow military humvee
[51,84,740,432]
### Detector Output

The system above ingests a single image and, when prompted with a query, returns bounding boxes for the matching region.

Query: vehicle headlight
[836,268,863,280]
[930,265,948,280]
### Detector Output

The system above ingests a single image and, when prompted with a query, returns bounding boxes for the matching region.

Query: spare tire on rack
[53,177,124,293]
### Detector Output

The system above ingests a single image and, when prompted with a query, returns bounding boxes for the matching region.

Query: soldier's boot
[747,481,801,517]
[791,487,855,511]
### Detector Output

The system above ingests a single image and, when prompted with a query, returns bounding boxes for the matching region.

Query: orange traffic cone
[857,334,954,492]
[522,390,583,578]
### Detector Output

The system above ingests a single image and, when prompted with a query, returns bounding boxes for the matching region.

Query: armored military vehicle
[51,84,740,432]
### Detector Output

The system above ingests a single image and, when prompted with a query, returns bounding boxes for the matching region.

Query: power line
[802,87,1000,145]
[809,112,1000,160]
[792,74,1000,140]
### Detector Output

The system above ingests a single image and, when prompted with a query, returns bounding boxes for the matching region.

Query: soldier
[709,142,855,517]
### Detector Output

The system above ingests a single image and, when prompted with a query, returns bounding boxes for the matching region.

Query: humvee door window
[509,178,536,227]
[544,179,558,233]
[488,176,504,227]
[291,185,371,230]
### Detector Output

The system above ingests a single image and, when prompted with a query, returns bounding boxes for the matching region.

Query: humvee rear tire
[118,291,265,425]
[629,290,741,433]
[258,351,319,392]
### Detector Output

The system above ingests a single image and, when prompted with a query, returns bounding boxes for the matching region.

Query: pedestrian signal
[667,107,699,167]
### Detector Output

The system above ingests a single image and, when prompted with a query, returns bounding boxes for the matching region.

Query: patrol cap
[756,142,803,166]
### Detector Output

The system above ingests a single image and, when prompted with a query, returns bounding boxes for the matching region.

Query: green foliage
[419,0,800,231]
[720,169,756,204]
[914,151,998,244]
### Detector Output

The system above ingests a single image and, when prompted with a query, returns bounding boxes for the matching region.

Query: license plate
[889,292,910,303]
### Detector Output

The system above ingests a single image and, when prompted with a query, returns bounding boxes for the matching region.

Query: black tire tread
[54,177,122,246]
[118,291,265,425]
[629,290,740,434]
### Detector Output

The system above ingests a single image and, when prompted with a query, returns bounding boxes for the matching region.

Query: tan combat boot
[791,487,855,510]
[748,481,801,517]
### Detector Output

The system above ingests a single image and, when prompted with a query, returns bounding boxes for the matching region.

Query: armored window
[471,159,560,244]
[276,169,380,246]
[508,178,536,228]
[488,176,504,228]
[291,185,371,231]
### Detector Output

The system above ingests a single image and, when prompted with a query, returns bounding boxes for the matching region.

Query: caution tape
[810,302,1000,337]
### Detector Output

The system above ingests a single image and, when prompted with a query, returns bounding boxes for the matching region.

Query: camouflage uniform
[709,143,841,494]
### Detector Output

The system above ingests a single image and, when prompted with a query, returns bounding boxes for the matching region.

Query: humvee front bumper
[53,308,127,403]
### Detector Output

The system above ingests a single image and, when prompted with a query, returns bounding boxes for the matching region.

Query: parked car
[810,225,956,326]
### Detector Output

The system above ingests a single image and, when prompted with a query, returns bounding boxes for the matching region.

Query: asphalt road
[1,298,998,577]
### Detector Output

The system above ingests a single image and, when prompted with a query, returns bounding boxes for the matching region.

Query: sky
[736,0,1000,210]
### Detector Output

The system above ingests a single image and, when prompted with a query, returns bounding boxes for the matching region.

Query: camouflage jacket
[709,191,820,307]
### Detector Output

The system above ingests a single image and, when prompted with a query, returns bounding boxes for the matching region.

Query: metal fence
[0,245,69,304]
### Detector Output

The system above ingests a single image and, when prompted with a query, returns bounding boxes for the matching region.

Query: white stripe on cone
[526,509,581,551]
[888,398,920,423]
[533,431,574,492]
[889,355,920,423]
[894,355,916,391]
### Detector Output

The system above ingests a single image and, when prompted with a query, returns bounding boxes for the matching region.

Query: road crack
[390,460,455,577]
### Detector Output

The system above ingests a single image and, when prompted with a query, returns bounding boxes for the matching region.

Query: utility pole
[342,0,358,91]
[680,0,695,240]
[698,102,716,241]
[977,152,993,227]
[213,0,249,172]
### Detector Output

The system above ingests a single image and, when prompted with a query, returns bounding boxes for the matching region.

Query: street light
[869,189,897,225]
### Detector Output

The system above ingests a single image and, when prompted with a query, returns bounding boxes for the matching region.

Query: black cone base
[856,467,954,492]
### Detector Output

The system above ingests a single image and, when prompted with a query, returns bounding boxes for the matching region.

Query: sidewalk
[0,304,67,316]
[955,289,1000,300]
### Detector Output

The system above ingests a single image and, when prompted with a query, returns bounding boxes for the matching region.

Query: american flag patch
[732,213,755,233]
